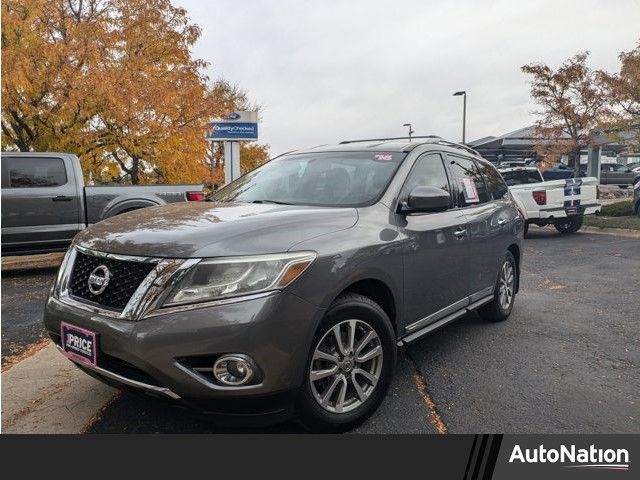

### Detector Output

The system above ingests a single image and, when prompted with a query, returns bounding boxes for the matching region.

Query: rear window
[500,169,543,186]
[478,162,509,199]
[6,157,67,188]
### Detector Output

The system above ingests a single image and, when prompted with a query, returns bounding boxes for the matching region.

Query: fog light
[213,355,255,386]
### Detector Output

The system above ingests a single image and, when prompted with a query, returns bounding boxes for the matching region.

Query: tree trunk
[131,157,140,184]
[570,147,582,178]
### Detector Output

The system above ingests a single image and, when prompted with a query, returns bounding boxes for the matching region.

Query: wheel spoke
[310,366,338,381]
[347,320,357,354]
[332,325,348,356]
[356,345,382,363]
[334,376,348,413]
[313,349,339,364]
[353,368,377,385]
[351,372,367,402]
[354,330,375,357]
[321,374,342,406]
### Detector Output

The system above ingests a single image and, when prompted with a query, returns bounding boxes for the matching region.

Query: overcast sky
[177,0,639,155]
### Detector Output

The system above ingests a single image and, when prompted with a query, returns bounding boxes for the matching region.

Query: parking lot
[2,228,638,433]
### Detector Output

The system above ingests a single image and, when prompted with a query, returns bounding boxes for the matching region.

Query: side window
[448,155,490,206]
[7,157,67,188]
[478,162,509,199]
[401,153,451,203]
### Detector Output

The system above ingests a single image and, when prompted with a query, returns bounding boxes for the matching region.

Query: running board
[397,294,494,346]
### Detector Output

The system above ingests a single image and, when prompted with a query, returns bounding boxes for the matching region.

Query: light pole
[453,91,466,144]
[403,123,414,141]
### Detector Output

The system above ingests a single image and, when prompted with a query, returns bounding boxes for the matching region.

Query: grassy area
[599,200,634,217]
[584,215,640,230]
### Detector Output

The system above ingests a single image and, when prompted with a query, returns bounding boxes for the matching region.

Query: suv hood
[74,202,358,258]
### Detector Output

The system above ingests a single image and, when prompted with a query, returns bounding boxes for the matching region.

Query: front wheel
[297,293,396,432]
[479,251,517,322]
[554,215,583,234]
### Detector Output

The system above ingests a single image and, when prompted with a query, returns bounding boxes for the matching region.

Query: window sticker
[461,178,479,203]
[374,154,393,161]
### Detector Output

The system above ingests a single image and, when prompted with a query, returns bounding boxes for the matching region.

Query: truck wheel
[479,251,516,322]
[297,293,396,432]
[554,216,583,234]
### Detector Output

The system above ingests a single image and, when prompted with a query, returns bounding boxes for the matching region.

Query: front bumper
[44,290,325,419]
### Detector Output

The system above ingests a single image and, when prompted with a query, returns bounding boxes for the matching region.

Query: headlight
[163,252,317,306]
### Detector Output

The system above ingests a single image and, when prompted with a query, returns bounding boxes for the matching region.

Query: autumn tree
[599,41,640,151]
[522,52,611,173]
[1,0,269,184]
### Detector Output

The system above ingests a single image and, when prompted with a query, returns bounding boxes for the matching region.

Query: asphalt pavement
[1,267,56,368]
[2,227,638,433]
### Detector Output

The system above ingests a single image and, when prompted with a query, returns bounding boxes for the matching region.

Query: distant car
[625,162,640,173]
[600,163,637,188]
[499,161,527,168]
[634,175,640,217]
[498,166,600,236]
[541,163,586,180]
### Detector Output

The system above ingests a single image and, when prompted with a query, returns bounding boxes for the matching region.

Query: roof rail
[339,136,481,157]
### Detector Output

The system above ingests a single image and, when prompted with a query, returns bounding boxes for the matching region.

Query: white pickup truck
[498,166,601,236]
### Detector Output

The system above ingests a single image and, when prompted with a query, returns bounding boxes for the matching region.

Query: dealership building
[468,125,638,171]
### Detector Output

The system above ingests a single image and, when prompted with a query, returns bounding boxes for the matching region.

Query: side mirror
[403,186,451,213]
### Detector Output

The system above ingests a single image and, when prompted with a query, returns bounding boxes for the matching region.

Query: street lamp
[453,91,466,144]
[403,123,414,141]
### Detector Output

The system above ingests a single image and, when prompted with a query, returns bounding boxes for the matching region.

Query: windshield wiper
[251,200,294,205]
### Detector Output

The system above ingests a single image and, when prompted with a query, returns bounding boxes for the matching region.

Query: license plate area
[60,322,97,367]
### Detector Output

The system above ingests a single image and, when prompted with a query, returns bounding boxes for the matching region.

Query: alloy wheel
[498,260,514,309]
[309,319,383,414]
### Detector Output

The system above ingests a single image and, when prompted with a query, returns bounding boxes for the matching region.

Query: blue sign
[206,122,258,141]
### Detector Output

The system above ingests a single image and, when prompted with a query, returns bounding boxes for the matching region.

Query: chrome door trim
[405,286,495,333]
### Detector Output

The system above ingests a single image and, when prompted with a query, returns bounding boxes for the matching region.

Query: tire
[523,222,529,238]
[478,251,517,322]
[297,293,396,432]
[554,215,583,234]
[619,185,629,189]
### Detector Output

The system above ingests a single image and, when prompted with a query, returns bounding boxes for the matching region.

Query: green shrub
[599,200,634,217]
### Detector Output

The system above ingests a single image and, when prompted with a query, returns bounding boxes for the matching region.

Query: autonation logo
[509,444,630,471]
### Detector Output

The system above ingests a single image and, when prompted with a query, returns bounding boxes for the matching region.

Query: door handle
[52,195,73,202]
[497,218,508,226]
[453,228,467,238]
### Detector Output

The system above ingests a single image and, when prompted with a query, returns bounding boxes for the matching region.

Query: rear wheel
[297,293,396,432]
[554,215,583,234]
[523,222,530,237]
[479,252,517,322]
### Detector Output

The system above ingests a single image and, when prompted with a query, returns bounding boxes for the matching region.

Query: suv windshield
[209,151,406,207]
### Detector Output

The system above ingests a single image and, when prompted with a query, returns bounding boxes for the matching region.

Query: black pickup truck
[1,152,204,255]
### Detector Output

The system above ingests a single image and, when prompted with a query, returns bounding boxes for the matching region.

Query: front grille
[69,251,156,310]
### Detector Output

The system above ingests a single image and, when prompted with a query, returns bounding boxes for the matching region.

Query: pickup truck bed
[499,167,601,235]
[1,152,203,255]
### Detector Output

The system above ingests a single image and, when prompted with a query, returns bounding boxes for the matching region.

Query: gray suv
[44,137,523,431]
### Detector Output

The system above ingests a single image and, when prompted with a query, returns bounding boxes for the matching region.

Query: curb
[1,343,116,433]
[1,252,64,272]
[580,225,640,239]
